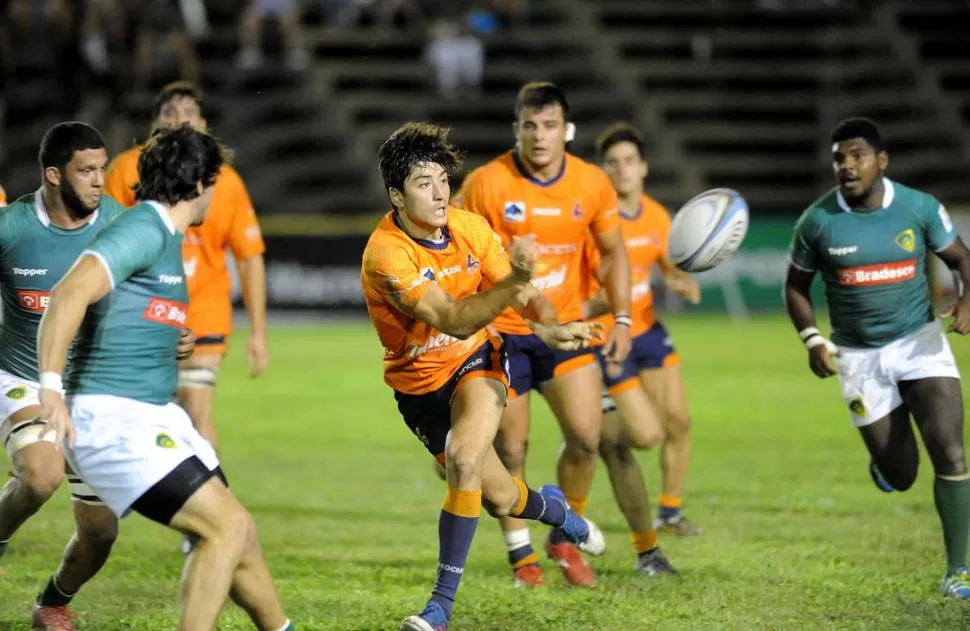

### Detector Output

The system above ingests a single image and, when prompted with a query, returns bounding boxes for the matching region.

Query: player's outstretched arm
[236,254,269,376]
[935,236,970,334]
[658,253,701,304]
[784,264,837,378]
[411,272,532,340]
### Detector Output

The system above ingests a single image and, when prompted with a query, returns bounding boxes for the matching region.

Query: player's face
[60,148,109,219]
[603,141,647,197]
[157,96,207,133]
[398,162,450,230]
[515,103,567,171]
[832,138,887,203]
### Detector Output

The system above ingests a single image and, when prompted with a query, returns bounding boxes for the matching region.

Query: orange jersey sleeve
[104,147,142,208]
[585,193,672,338]
[0,185,7,207]
[362,208,503,394]
[456,151,620,334]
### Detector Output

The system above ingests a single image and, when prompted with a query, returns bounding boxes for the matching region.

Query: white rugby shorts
[65,394,220,518]
[836,320,960,427]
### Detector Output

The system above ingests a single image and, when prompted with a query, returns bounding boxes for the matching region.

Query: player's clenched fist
[528,320,604,351]
[177,327,197,361]
[509,234,539,282]
[943,300,970,335]
[808,344,838,379]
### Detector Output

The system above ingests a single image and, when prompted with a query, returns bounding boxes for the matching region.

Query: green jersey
[67,202,187,405]
[0,191,127,381]
[789,178,956,348]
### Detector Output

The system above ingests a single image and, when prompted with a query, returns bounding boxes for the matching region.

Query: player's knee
[880,459,919,491]
[664,409,691,437]
[444,442,484,483]
[16,449,64,500]
[481,486,518,518]
[76,518,118,556]
[598,436,637,465]
[207,502,253,549]
[563,433,599,460]
[932,443,967,477]
[494,435,528,471]
[629,423,663,450]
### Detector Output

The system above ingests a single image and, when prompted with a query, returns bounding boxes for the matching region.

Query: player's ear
[640,156,649,180]
[877,150,889,172]
[389,187,404,209]
[44,166,62,188]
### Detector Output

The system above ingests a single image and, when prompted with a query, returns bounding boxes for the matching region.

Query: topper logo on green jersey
[895,229,915,253]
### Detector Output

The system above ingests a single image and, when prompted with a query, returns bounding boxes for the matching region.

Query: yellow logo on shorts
[5,386,25,400]
[155,433,176,449]
[849,396,866,416]
[895,229,915,253]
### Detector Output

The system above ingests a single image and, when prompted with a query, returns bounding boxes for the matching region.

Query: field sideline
[3,314,970,630]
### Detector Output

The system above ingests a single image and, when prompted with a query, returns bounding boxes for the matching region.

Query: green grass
[4,314,970,630]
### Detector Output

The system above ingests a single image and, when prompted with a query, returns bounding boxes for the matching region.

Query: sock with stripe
[508,478,566,527]
[934,474,970,573]
[275,621,293,631]
[504,528,539,569]
[632,529,658,558]
[38,575,76,607]
[430,487,481,620]
[658,493,682,521]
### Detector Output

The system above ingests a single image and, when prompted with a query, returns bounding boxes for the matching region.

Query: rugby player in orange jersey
[362,122,606,631]
[105,81,268,459]
[454,82,633,587]
[582,123,702,576]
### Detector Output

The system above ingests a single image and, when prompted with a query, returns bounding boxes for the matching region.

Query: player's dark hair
[135,127,228,205]
[514,81,571,120]
[596,123,646,161]
[153,80,204,120]
[38,122,106,170]
[831,117,885,152]
[377,122,463,198]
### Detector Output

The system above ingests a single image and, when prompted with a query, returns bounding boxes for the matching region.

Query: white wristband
[803,334,840,356]
[39,371,63,393]
[798,327,820,342]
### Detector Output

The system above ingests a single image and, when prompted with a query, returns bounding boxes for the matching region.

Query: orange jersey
[361,208,512,395]
[0,185,7,207]
[105,146,266,338]
[455,151,619,335]
[584,194,671,339]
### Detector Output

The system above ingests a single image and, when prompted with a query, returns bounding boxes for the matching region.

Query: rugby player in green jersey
[785,117,970,599]
[37,127,294,631]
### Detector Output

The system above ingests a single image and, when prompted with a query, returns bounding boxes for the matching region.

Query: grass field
[3,313,970,630]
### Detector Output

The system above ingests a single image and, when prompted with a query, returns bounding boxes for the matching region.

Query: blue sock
[430,489,481,620]
[510,479,566,527]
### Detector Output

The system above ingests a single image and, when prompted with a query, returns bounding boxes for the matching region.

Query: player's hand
[666,273,701,305]
[808,344,839,379]
[39,388,74,450]
[942,299,970,335]
[603,323,632,365]
[528,321,604,351]
[247,330,270,378]
[177,327,196,361]
[508,235,539,283]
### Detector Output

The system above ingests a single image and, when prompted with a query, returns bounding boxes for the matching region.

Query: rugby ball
[667,188,749,273]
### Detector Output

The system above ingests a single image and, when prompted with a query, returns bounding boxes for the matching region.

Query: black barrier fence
[234,235,369,311]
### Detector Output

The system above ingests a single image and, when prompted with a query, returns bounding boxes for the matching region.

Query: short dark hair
[135,127,228,205]
[38,122,106,171]
[596,123,646,161]
[514,81,570,120]
[831,117,884,152]
[377,122,463,196]
[152,80,204,120]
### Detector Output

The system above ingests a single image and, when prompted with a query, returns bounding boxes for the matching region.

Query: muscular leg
[493,392,540,576]
[36,501,118,610]
[599,399,655,536]
[640,364,696,530]
[901,377,970,575]
[167,476,289,631]
[856,405,919,492]
[177,353,222,451]
[0,408,65,550]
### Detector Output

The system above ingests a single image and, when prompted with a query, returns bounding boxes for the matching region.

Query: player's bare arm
[935,237,970,335]
[658,253,701,304]
[235,254,269,376]
[36,255,113,447]
[594,226,633,363]
[784,264,838,379]
[513,285,603,351]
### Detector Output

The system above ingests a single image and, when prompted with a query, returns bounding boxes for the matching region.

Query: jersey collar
[512,150,567,187]
[145,200,177,234]
[836,177,895,213]
[34,188,100,228]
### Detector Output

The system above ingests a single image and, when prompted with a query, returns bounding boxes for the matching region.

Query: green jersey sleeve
[789,208,820,272]
[85,209,167,287]
[921,197,957,253]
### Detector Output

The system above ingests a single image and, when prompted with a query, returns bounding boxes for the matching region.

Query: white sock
[503,528,532,552]
[274,620,291,631]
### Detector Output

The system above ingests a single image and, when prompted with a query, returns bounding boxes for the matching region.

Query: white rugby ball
[667,188,749,273]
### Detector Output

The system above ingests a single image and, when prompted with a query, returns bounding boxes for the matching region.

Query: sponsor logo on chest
[143,297,188,328]
[837,259,917,287]
[17,290,50,313]
[159,274,183,285]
